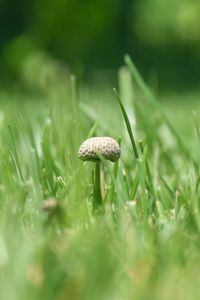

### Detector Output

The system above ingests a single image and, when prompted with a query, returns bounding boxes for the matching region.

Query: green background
[1,0,200,88]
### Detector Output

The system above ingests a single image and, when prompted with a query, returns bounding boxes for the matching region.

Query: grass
[0,56,200,299]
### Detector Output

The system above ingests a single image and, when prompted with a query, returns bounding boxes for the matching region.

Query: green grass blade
[7,124,24,183]
[87,122,98,138]
[125,54,198,169]
[113,88,139,160]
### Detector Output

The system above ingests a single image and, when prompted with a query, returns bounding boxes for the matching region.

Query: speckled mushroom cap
[78,137,120,162]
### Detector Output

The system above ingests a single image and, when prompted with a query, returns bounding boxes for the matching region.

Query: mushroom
[42,198,58,212]
[78,137,120,204]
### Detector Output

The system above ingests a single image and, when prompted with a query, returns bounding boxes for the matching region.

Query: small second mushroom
[78,137,120,204]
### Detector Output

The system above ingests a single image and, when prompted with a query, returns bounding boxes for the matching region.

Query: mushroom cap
[42,198,58,212]
[78,137,120,162]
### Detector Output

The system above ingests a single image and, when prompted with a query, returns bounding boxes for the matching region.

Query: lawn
[0,57,200,300]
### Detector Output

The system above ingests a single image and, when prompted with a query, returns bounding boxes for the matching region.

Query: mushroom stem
[93,162,102,209]
[100,161,105,200]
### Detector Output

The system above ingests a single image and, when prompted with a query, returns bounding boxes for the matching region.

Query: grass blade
[87,122,98,138]
[7,124,24,183]
[113,88,139,160]
[125,54,198,169]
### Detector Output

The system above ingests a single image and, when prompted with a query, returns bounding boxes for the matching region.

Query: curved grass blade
[87,122,98,138]
[125,54,198,169]
[113,88,139,160]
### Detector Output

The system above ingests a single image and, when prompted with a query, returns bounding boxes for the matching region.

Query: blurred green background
[0,0,200,89]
